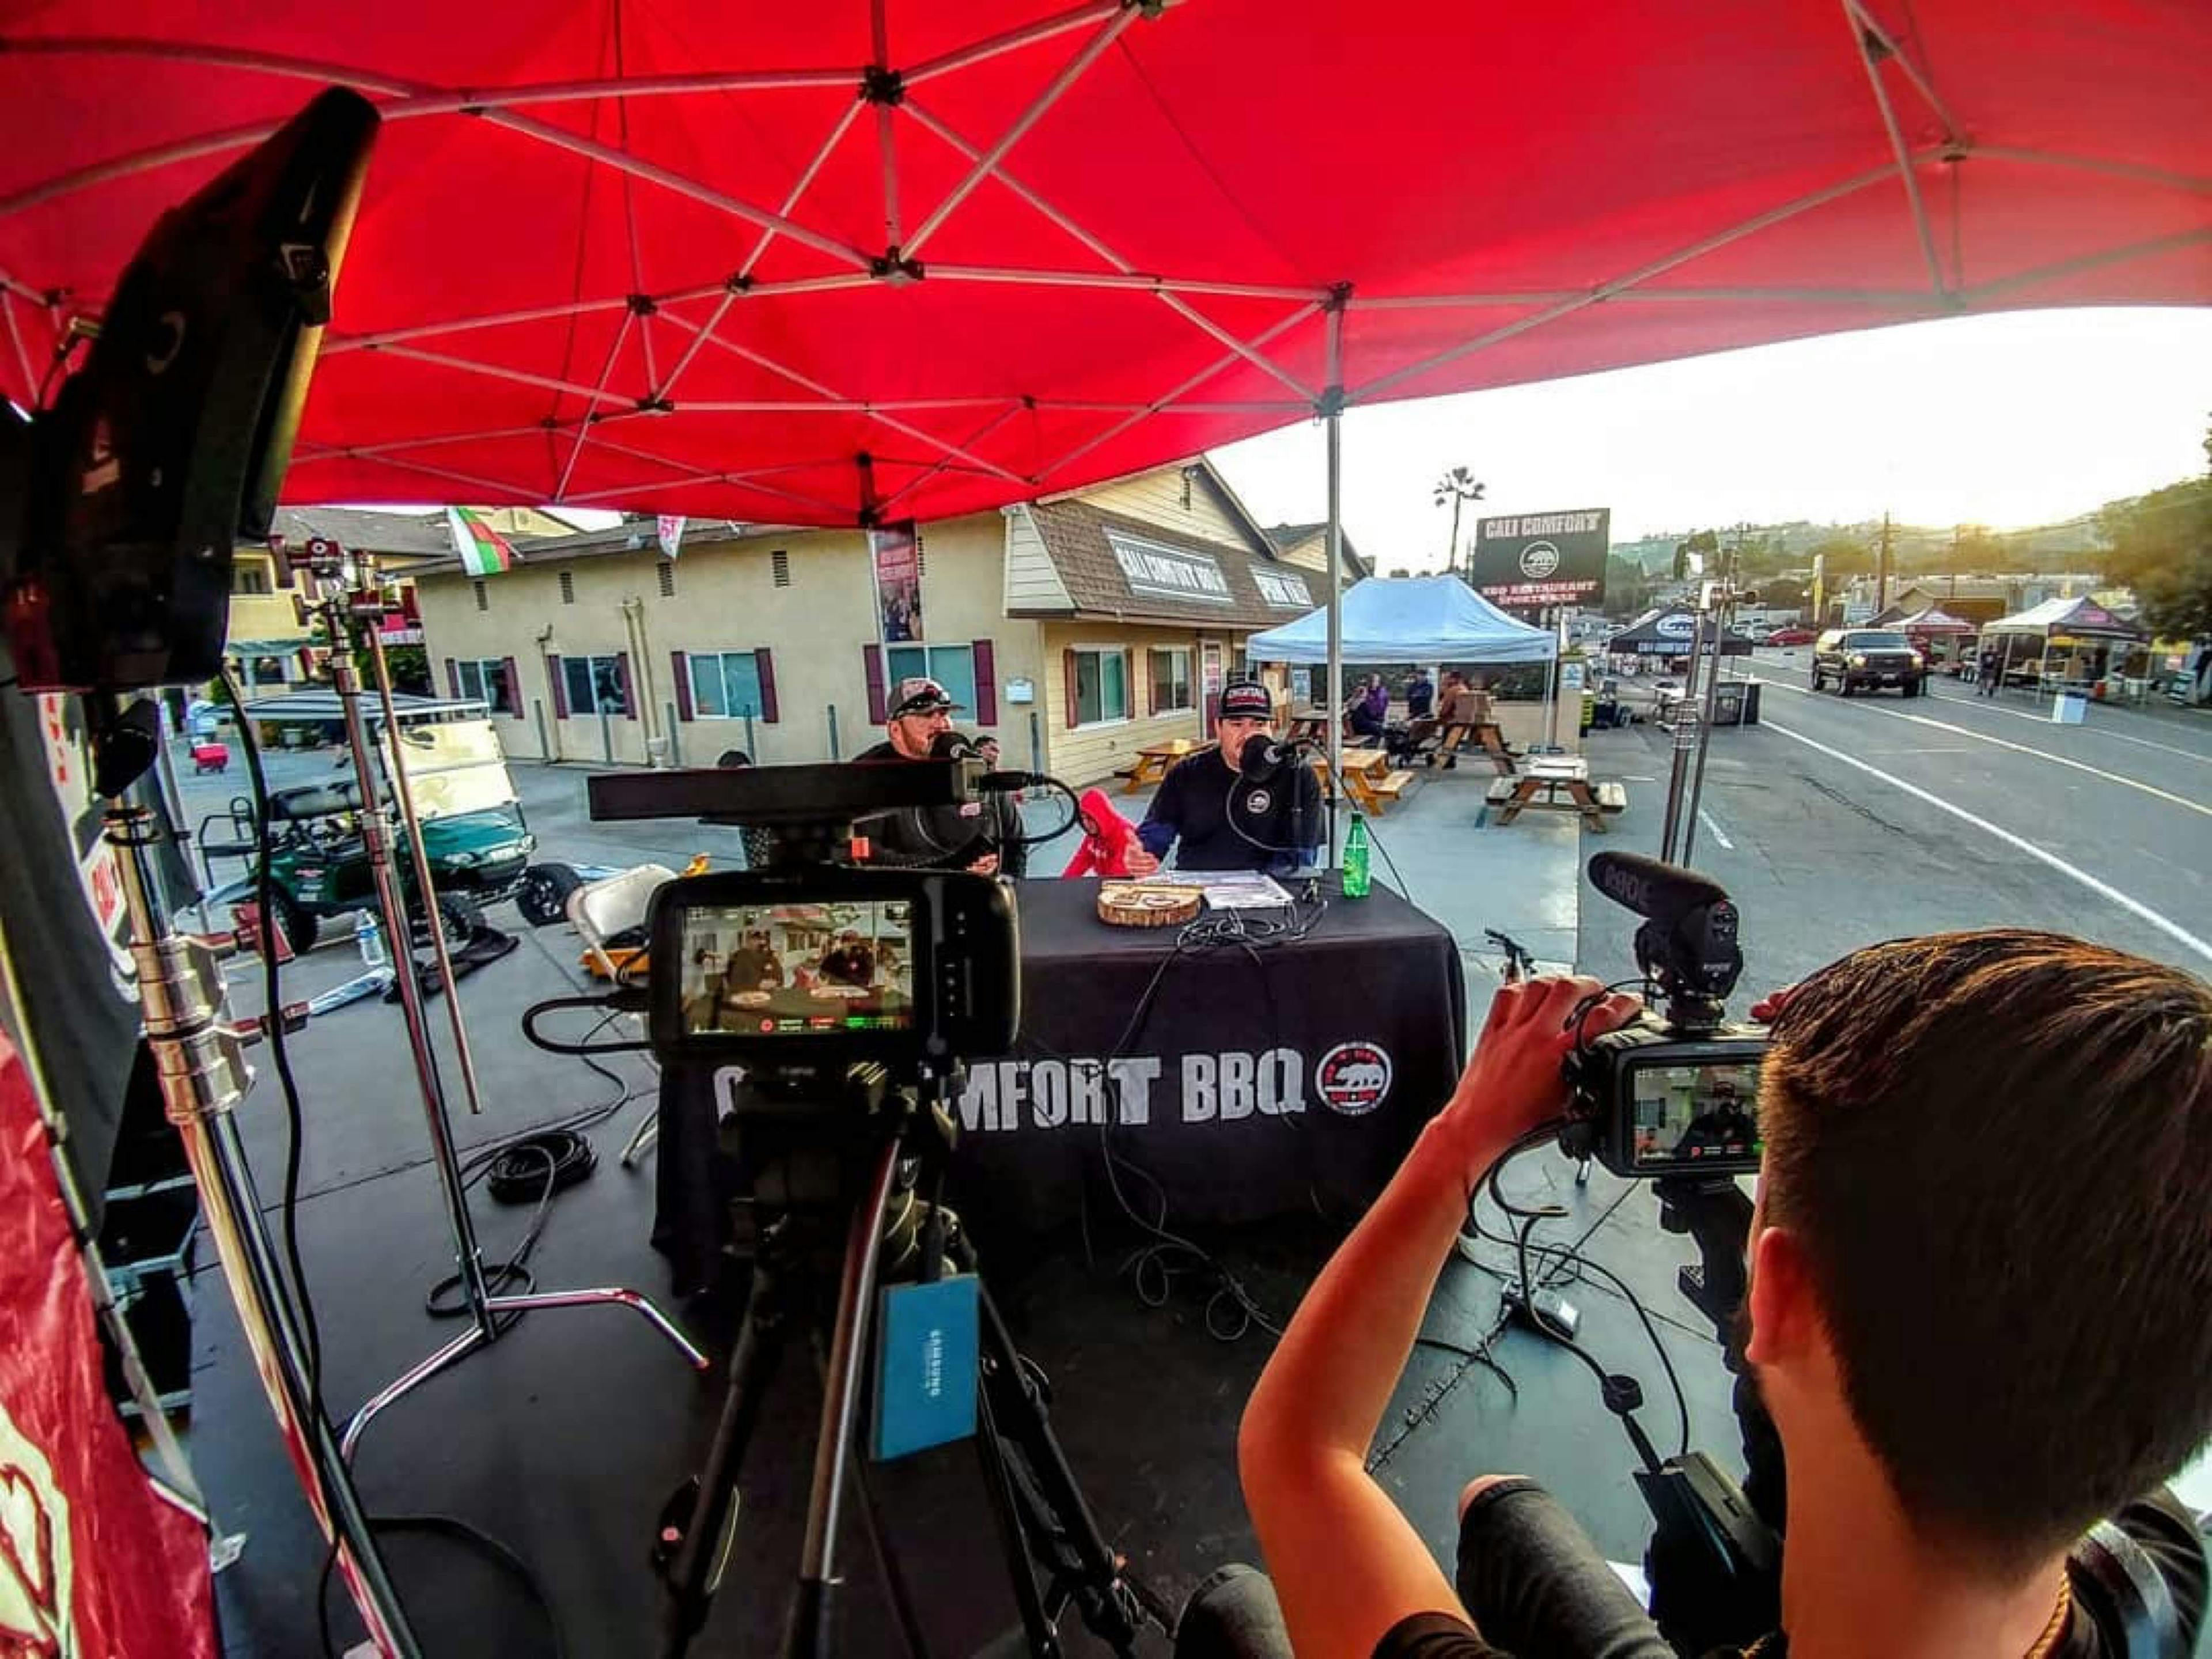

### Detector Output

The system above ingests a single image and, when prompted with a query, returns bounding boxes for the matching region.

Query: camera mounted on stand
[1561,851,1767,1180]
[584,764,1156,1658]
[1548,852,1782,1653]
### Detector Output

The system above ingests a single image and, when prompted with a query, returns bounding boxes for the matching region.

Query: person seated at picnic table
[1347,674,1390,743]
[818,929,876,988]
[1129,678,1323,876]
[1426,672,1496,768]
[1404,666,1435,721]
[720,929,782,996]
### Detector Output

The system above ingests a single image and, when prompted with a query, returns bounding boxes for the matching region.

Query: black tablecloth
[652,876,1466,1291]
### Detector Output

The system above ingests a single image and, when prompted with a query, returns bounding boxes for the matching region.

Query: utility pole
[1877,512,1895,613]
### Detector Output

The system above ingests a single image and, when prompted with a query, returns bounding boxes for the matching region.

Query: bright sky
[1210,308,2212,565]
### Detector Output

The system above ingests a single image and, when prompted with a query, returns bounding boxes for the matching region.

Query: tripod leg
[968,1268,1156,1654]
[971,1377,1065,1656]
[785,1133,903,1659]
[660,1263,789,1659]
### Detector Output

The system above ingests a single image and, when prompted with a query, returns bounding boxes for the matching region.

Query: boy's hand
[1439,976,1642,1161]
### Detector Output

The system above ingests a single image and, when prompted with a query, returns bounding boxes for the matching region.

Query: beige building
[410,460,1366,785]
[222,506,533,691]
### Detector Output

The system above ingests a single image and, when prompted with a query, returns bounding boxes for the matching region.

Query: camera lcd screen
[675,899,916,1039]
[1627,1060,1763,1171]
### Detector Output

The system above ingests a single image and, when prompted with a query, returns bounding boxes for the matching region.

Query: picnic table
[1117,738,1199,793]
[1434,720,1516,774]
[1311,746,1418,817]
[1485,756,1626,831]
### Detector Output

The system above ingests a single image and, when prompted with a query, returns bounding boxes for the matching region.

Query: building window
[657,562,677,599]
[562,654,627,716]
[1149,647,1194,713]
[771,549,791,588]
[453,657,516,715]
[232,560,272,596]
[689,651,766,719]
[885,644,975,721]
[1072,647,1130,726]
[472,579,488,612]
[559,570,576,605]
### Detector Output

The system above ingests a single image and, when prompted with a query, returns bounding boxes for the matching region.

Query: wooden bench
[1367,769,1418,809]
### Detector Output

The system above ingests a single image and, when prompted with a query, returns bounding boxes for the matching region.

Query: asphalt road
[1577,649,2212,997]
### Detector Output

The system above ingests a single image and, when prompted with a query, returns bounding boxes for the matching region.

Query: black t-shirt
[1371,1489,2208,1659]
[850,740,1027,876]
[1139,746,1323,873]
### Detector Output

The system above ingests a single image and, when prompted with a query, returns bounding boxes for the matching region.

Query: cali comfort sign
[1471,507,1610,608]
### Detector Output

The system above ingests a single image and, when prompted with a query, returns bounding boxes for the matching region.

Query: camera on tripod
[645,865,1018,1075]
[592,757,1023,1092]
[1560,851,1768,1179]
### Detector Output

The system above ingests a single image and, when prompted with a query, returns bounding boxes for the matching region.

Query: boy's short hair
[1760,930,2212,1574]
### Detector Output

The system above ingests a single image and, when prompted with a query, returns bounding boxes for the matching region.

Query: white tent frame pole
[1354,159,1907,402]
[1840,0,1948,294]
[554,310,637,499]
[906,0,1149,84]
[1323,302,1346,869]
[1,294,32,396]
[904,7,1135,257]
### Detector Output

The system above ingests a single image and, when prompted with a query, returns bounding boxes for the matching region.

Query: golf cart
[202,692,583,949]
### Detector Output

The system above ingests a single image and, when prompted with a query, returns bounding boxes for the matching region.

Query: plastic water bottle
[1342,814,1372,899]
[355,909,388,968]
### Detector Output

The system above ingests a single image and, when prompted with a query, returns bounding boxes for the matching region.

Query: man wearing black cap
[1131,677,1321,875]
[851,675,1025,876]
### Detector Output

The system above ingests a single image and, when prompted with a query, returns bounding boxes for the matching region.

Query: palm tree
[1433,466,1485,577]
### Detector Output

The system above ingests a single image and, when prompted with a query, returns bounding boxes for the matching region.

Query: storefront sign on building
[1108,532,1232,605]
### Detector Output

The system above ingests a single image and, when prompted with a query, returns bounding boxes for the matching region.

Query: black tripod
[656,1071,1161,1658]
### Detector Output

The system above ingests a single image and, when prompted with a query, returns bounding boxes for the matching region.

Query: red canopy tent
[0,0,2205,531]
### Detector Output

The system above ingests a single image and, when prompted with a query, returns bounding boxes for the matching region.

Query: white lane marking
[1696,809,1734,850]
[1748,676,2212,819]
[1762,718,2212,967]
[1922,686,2212,769]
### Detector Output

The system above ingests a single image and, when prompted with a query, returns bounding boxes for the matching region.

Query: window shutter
[502,657,521,718]
[672,652,694,721]
[1063,650,1080,729]
[971,639,997,726]
[1123,648,1135,721]
[445,658,460,698]
[1141,648,1153,717]
[756,649,780,724]
[863,644,887,724]
[548,654,569,718]
[616,652,637,719]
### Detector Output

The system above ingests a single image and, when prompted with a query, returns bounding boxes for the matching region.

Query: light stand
[290,548,707,1465]
[94,704,423,1657]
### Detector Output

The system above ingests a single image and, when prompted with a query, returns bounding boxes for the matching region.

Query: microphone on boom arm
[1238,732,1317,781]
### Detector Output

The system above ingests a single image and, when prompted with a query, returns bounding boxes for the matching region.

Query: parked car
[1811,628,1926,696]
[1765,627,1816,647]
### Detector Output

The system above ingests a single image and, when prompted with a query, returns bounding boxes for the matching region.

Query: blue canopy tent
[1245,575,1557,664]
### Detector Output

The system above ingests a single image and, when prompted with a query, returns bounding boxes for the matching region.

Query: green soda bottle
[1342,813,1371,899]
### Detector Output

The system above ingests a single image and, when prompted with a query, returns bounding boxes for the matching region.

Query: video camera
[644,866,1017,1076]
[0,88,377,694]
[1560,852,1768,1178]
[586,759,1022,1085]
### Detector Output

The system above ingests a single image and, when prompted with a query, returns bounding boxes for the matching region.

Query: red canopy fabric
[1,1,2205,526]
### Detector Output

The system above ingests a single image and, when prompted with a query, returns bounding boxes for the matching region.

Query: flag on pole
[656,514,687,560]
[446,506,515,576]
